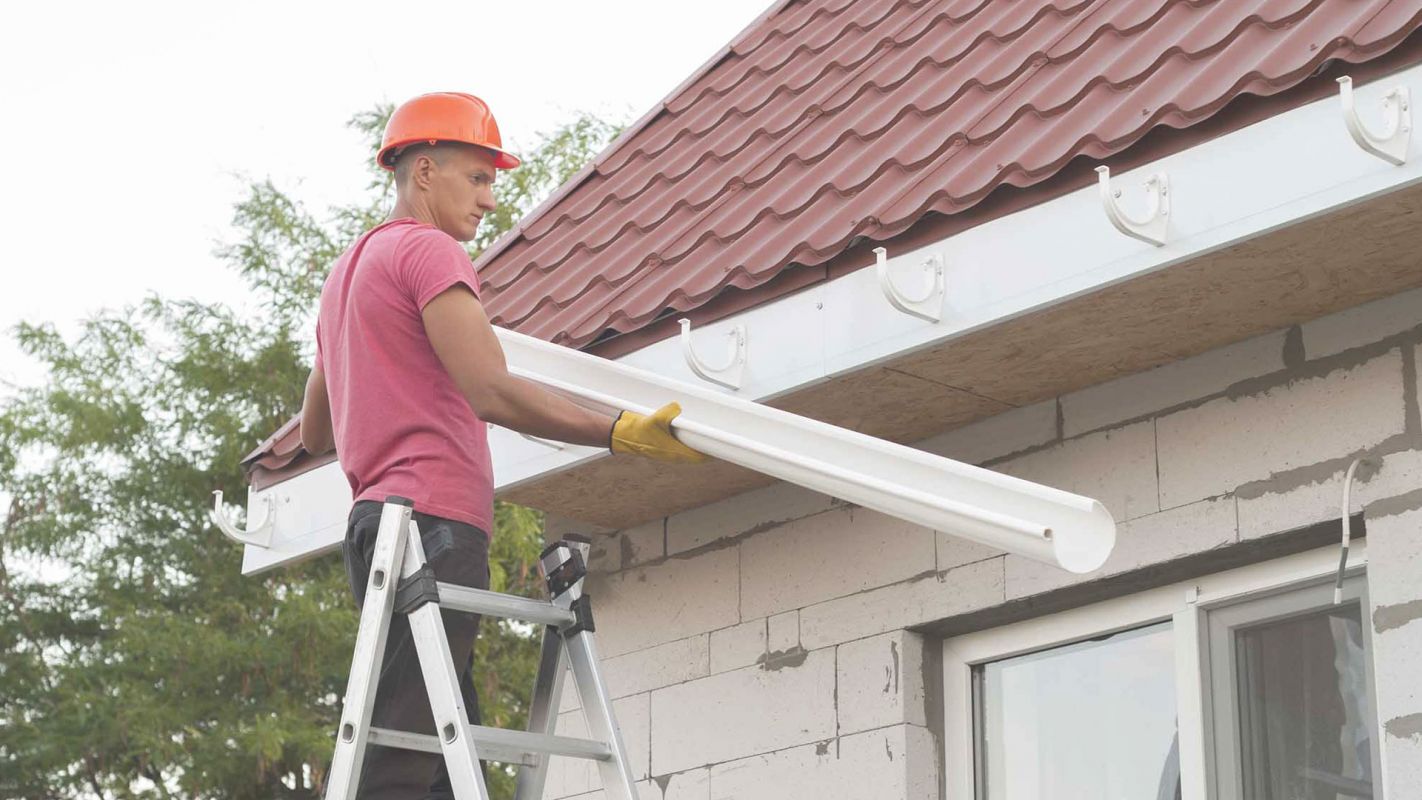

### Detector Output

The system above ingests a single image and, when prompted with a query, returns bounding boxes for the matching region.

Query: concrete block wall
[541,285,1422,799]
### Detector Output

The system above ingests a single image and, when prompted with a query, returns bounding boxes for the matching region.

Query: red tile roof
[244,0,1422,484]
[474,0,1422,350]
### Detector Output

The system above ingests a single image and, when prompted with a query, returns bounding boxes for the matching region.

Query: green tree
[0,106,623,798]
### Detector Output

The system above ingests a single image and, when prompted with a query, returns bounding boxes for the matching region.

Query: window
[943,543,1381,800]
[975,622,1180,799]
[1206,574,1380,799]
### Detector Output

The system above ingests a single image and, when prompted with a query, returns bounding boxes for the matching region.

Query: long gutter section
[500,329,1115,574]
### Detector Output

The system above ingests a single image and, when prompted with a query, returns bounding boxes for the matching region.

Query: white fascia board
[491,61,1422,489]
[240,459,352,574]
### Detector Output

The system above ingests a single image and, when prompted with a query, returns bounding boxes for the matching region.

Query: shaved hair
[392,143,452,189]
[392,142,498,192]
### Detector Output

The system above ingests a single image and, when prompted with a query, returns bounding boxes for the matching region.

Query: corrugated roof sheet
[474,0,1422,350]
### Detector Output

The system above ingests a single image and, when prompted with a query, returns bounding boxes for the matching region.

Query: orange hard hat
[378,92,521,171]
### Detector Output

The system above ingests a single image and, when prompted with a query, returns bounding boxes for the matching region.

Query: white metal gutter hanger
[211,490,274,548]
[875,246,946,323]
[678,318,747,390]
[498,328,1116,573]
[1338,75,1410,166]
[1096,165,1170,246]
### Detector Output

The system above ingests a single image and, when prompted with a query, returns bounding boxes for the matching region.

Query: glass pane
[1234,602,1375,799]
[977,622,1179,800]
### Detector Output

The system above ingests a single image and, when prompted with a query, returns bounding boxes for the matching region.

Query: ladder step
[367,724,613,766]
[434,582,576,627]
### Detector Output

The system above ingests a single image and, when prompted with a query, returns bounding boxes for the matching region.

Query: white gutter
[501,330,1115,574]
[226,64,1422,574]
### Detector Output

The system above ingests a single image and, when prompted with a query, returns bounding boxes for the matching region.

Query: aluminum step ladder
[324,496,638,800]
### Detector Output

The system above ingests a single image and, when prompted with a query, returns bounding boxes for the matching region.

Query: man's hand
[609,402,708,464]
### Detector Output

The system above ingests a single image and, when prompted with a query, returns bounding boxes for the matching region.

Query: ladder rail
[514,625,570,800]
[324,502,412,798]
[543,539,640,800]
[566,630,640,800]
[400,530,492,798]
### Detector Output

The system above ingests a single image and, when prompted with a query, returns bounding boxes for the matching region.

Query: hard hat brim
[378,139,522,172]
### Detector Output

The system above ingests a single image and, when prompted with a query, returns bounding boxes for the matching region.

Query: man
[298,91,705,798]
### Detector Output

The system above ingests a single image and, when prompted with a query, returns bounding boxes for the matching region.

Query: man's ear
[411,152,436,190]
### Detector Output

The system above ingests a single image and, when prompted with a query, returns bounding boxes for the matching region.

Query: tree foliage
[0,106,623,798]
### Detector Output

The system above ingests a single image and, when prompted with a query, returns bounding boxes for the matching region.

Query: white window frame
[942,540,1376,800]
[1204,571,1381,799]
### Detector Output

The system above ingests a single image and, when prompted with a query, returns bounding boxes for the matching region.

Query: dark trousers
[341,499,492,799]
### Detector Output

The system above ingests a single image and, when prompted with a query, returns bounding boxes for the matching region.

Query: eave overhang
[236,61,1422,572]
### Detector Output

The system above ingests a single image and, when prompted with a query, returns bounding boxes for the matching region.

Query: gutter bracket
[875,246,945,323]
[211,490,273,548]
[1338,75,1410,166]
[678,319,746,390]
[1096,165,1169,247]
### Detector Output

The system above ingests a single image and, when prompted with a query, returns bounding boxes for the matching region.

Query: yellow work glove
[609,402,708,464]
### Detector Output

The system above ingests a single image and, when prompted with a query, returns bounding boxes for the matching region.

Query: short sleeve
[314,319,324,369]
[397,228,482,311]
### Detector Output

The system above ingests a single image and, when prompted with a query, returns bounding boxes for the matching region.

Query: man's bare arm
[300,362,336,455]
[421,284,616,447]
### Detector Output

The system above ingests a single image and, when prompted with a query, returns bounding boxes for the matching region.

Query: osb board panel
[890,181,1422,406]
[502,368,1007,530]
[765,367,1012,442]
[501,452,773,532]
[503,182,1422,530]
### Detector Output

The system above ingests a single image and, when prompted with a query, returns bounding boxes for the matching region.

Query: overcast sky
[0,0,772,393]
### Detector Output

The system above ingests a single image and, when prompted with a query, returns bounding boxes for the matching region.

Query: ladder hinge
[541,540,588,597]
[559,593,596,638]
[394,564,441,614]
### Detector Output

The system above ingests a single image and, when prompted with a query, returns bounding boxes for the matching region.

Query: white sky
[0,0,772,393]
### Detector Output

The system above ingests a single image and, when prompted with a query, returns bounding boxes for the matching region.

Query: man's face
[424,144,499,242]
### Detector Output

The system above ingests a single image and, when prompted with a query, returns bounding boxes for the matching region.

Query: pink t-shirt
[315,217,494,536]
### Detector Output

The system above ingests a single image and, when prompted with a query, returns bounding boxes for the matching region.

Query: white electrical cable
[1335,456,1365,605]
